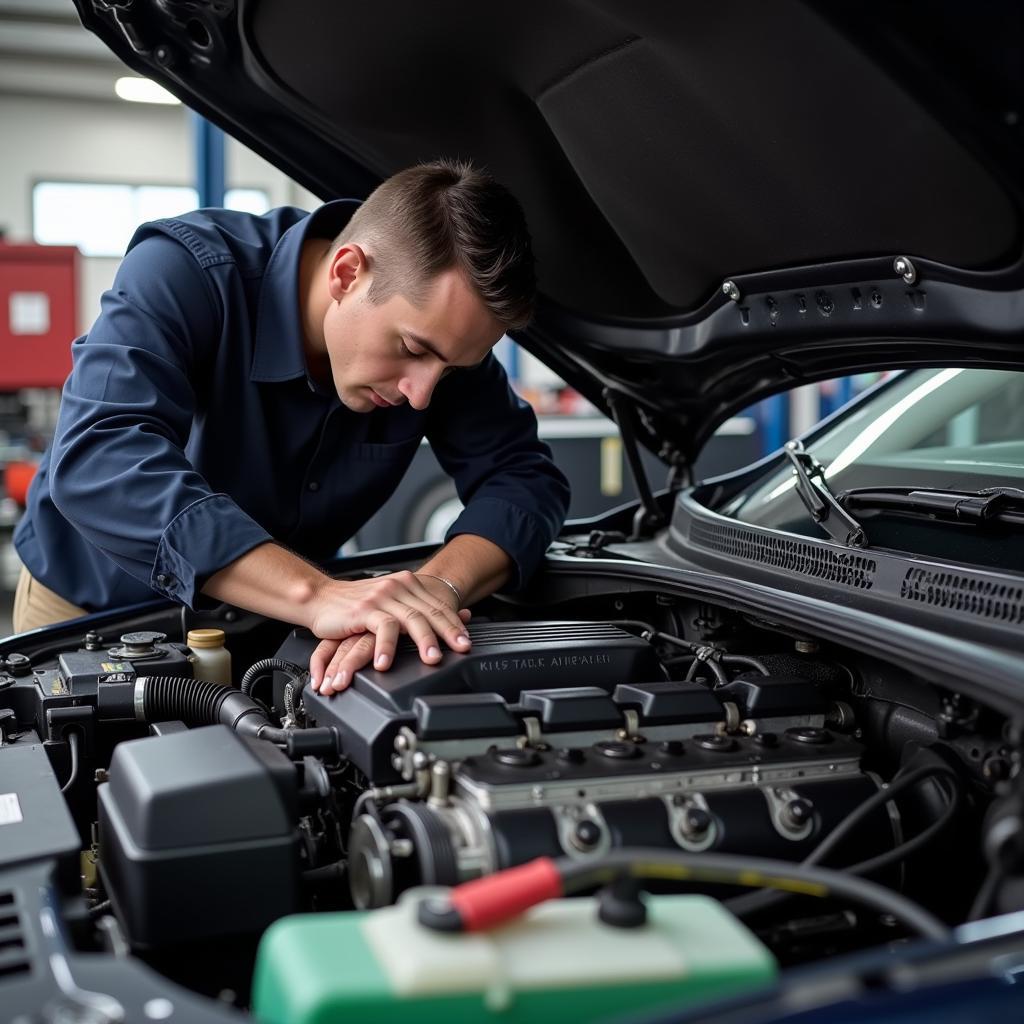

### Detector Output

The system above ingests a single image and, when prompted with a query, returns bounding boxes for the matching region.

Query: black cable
[240,658,305,708]
[851,791,959,876]
[558,847,949,941]
[60,732,79,794]
[606,620,661,639]
[650,631,697,653]
[88,899,112,918]
[805,764,958,869]
[726,764,960,918]
[968,861,1004,922]
[683,652,729,686]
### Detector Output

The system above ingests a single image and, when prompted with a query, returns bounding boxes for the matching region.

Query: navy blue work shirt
[14,200,570,612]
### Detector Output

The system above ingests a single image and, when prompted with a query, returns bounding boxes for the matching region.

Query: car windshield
[714,369,1024,565]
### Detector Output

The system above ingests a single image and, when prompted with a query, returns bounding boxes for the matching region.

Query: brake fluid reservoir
[187,629,232,686]
[251,890,776,1024]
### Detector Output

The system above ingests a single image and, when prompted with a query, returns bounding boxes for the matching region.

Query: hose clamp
[133,678,147,721]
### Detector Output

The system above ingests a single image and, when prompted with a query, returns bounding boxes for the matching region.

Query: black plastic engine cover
[282,621,663,781]
[98,725,299,948]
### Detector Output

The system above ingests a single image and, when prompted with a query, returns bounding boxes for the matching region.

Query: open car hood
[73,0,1024,464]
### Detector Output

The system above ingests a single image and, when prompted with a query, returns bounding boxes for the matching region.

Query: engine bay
[2,578,1021,1017]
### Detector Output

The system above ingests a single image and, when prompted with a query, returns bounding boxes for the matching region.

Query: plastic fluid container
[187,629,232,686]
[251,890,776,1024]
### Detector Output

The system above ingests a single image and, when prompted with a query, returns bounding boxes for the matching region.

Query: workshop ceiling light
[114,76,180,105]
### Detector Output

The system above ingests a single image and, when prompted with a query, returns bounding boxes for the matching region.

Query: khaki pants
[13,565,87,634]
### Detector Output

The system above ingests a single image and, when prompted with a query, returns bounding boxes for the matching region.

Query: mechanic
[12,160,570,693]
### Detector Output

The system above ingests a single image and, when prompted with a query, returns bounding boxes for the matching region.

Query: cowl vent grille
[0,891,29,982]
[690,521,876,590]
[900,568,1024,625]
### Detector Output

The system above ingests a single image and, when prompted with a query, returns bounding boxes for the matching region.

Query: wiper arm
[840,486,1024,529]
[782,439,867,547]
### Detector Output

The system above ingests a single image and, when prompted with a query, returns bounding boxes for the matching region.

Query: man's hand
[309,572,472,694]
[203,536,510,696]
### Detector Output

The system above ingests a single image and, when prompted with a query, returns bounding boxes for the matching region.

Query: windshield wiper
[782,439,867,547]
[839,486,1024,529]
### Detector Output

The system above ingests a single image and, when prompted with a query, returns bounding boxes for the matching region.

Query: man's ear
[327,243,368,302]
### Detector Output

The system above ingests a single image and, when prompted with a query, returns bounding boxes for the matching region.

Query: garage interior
[0,0,868,637]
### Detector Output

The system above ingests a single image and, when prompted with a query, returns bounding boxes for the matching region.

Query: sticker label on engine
[0,793,24,825]
[100,672,133,684]
[101,663,131,673]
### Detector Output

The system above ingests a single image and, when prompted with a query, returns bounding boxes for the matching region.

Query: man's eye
[399,339,416,357]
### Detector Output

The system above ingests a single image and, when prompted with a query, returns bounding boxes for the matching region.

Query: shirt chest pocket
[351,433,424,464]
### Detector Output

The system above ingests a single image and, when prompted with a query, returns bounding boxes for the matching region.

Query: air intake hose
[145,675,286,740]
[97,674,287,744]
[97,674,338,757]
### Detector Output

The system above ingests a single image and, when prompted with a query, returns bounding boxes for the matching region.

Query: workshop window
[32,182,270,257]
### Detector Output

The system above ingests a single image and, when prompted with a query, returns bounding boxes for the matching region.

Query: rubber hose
[240,658,305,697]
[136,675,287,744]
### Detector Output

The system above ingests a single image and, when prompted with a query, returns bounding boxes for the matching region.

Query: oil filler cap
[109,631,167,660]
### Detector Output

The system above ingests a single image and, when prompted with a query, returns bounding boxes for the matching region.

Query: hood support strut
[604,388,667,538]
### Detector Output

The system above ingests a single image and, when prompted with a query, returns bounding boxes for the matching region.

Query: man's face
[321,249,504,413]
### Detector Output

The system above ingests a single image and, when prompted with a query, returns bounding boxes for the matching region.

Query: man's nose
[399,365,443,410]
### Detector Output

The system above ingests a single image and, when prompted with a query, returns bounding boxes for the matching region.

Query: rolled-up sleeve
[426,353,570,588]
[48,233,272,607]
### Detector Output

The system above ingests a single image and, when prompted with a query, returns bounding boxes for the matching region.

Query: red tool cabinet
[0,243,78,389]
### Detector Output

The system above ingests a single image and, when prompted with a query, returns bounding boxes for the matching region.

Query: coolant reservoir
[251,889,776,1024]
[187,629,232,686]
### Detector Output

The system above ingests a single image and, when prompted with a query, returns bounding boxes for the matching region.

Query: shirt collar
[250,198,361,384]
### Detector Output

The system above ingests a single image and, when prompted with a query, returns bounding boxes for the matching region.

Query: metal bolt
[893,255,917,285]
[782,798,814,829]
[570,819,602,851]
[680,807,712,838]
[389,838,414,858]
[395,733,409,752]
[795,640,819,654]
[94,769,109,784]
[722,279,741,302]
[429,760,452,806]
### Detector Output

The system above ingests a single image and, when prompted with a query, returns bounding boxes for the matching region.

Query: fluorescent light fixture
[115,76,180,105]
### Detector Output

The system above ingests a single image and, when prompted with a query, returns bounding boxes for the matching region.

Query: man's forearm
[201,541,327,627]
[418,534,511,606]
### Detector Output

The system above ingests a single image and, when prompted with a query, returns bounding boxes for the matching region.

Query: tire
[403,479,463,544]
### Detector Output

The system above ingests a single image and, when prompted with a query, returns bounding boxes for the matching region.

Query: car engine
[2,583,1017,1012]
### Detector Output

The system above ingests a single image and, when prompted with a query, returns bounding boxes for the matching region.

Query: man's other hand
[309,571,471,694]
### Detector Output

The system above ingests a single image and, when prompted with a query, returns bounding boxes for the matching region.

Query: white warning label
[0,792,24,825]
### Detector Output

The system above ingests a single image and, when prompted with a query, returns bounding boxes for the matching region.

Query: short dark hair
[335,159,536,330]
